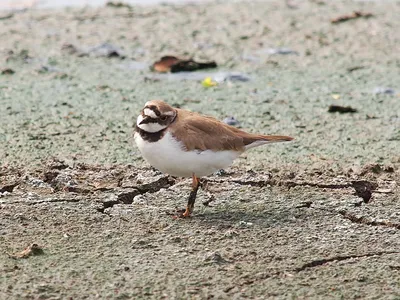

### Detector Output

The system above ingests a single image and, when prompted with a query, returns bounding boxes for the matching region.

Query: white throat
[136,115,167,133]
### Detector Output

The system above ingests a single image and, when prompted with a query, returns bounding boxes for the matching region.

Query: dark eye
[160,116,168,121]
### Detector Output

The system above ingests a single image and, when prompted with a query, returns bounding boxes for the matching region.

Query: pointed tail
[261,135,294,142]
[244,135,294,150]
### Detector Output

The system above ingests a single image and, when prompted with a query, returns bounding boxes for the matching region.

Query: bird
[134,100,293,218]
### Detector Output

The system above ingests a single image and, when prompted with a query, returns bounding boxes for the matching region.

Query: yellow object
[202,77,218,87]
[331,94,340,100]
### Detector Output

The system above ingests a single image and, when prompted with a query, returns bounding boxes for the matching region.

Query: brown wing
[169,109,293,152]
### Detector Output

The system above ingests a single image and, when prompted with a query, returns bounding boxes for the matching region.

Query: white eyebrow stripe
[144,108,157,118]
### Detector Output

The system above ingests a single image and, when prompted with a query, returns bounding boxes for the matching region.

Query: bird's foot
[171,207,192,219]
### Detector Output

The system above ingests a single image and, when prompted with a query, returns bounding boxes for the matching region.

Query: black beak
[139,116,149,125]
[139,115,154,125]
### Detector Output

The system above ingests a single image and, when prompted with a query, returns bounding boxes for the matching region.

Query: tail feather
[244,135,294,150]
[260,135,293,142]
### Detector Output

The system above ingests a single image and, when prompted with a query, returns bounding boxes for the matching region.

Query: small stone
[0,191,11,197]
[265,48,299,55]
[373,87,396,95]
[236,221,253,228]
[223,116,240,126]
[170,237,182,243]
[1,68,15,75]
[132,194,146,204]
[215,169,228,176]
[224,230,239,238]
[204,252,229,264]
[89,43,125,58]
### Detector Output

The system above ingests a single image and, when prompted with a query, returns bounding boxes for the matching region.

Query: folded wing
[169,110,293,152]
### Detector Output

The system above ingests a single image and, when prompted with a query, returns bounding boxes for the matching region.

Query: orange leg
[180,174,200,218]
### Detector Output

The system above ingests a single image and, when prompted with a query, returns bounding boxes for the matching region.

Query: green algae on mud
[0,0,399,169]
[1,1,400,299]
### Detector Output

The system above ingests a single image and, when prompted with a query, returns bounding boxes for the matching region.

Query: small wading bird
[134,100,293,218]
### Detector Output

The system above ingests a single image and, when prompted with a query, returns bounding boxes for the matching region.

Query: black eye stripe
[140,115,172,126]
[140,117,160,124]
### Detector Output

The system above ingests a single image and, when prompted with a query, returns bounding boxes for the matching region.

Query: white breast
[134,131,241,177]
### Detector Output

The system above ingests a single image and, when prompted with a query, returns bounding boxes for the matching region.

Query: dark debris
[151,55,217,73]
[331,11,373,24]
[328,105,357,114]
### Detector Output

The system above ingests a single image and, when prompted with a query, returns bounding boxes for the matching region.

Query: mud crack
[136,176,176,193]
[208,178,379,202]
[97,189,141,213]
[339,210,400,230]
[203,176,273,187]
[285,180,378,203]
[284,181,351,189]
[97,176,176,214]
[295,251,399,272]
[238,250,399,287]
[0,182,19,193]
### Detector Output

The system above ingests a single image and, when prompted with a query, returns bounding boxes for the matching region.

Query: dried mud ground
[1,1,400,299]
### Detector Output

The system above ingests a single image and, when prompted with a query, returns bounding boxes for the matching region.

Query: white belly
[134,131,240,177]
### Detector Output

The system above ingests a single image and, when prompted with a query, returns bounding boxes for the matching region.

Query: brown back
[169,109,293,152]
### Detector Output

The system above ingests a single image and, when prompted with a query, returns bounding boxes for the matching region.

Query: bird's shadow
[192,205,305,229]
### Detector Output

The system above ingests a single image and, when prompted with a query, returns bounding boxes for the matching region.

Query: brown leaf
[151,56,217,73]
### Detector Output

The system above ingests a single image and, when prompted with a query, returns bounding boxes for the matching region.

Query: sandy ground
[1,0,400,299]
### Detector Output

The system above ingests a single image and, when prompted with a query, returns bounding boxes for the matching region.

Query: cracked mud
[1,160,399,298]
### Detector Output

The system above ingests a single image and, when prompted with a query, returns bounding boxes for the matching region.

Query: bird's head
[136,100,177,133]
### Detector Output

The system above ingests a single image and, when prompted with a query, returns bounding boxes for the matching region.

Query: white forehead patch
[144,108,157,118]
[137,115,144,127]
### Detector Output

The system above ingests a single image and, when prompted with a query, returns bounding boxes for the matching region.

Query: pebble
[373,87,396,95]
[223,116,240,126]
